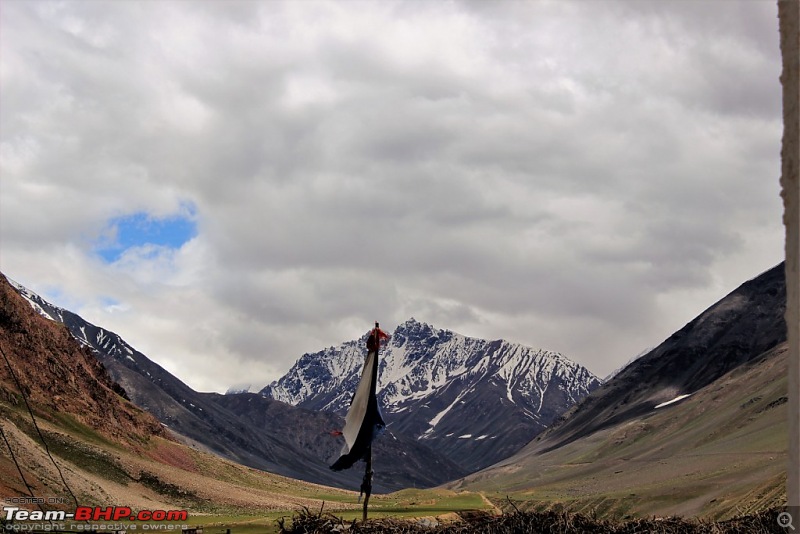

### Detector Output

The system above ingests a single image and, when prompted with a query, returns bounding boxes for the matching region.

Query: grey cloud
[0,0,785,392]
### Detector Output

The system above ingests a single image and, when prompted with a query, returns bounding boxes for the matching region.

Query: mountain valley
[0,272,356,517]
[11,277,601,486]
[2,261,791,522]
[453,263,789,518]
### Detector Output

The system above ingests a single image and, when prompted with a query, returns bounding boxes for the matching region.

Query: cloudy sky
[1,0,786,393]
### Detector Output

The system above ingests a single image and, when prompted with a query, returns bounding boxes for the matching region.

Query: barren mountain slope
[0,273,163,444]
[0,272,354,514]
[536,262,785,452]
[9,277,465,491]
[452,263,788,519]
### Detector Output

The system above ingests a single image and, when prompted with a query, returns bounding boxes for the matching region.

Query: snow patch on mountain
[266,318,599,419]
[654,394,692,409]
[429,387,470,429]
[263,318,602,471]
[8,279,64,322]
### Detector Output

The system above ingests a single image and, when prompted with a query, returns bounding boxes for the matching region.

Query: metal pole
[362,445,373,521]
[778,0,800,509]
[362,322,380,521]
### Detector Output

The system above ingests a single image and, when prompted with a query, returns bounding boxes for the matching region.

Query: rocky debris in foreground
[278,506,786,533]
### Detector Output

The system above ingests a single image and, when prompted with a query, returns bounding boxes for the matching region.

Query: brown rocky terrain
[0,271,354,514]
[10,280,468,491]
[0,273,164,445]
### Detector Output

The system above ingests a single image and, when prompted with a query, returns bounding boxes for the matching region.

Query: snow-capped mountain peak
[262,319,601,472]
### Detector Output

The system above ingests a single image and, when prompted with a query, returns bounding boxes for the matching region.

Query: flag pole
[361,322,379,521]
[362,445,372,521]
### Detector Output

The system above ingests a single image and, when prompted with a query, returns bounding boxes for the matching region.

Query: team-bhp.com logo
[3,506,190,531]
[4,507,188,522]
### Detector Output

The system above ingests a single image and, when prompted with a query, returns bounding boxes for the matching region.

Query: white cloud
[0,0,784,392]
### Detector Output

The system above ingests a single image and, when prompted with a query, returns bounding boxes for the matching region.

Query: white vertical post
[779,0,800,509]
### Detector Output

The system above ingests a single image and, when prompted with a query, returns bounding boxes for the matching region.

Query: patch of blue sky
[37,285,122,317]
[99,295,122,308]
[95,209,198,263]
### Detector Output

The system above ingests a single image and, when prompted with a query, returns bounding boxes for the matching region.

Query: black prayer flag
[330,348,385,471]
